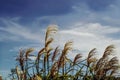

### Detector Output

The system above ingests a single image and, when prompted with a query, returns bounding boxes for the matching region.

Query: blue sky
[1,0,120,78]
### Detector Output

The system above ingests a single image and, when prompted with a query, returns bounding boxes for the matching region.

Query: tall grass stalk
[8,25,120,80]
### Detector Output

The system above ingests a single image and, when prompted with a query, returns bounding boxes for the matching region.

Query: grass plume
[7,25,120,80]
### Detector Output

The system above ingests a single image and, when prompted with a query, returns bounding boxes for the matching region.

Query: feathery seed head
[73,53,82,65]
[25,48,34,59]
[102,45,115,58]
[63,41,73,55]
[45,25,58,42]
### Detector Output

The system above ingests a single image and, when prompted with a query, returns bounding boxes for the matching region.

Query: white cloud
[54,22,120,60]
[72,23,120,34]
[60,30,95,37]
[0,19,44,43]
[1,19,120,63]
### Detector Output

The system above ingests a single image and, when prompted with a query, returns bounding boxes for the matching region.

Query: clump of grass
[8,25,120,80]
[93,45,119,80]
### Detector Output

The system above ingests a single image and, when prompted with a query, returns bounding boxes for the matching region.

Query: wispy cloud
[60,30,95,37]
[1,19,120,59]
[72,23,120,35]
[54,22,120,59]
[0,19,44,43]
